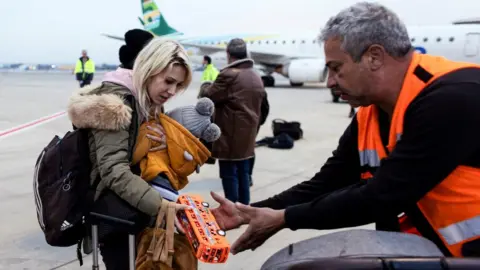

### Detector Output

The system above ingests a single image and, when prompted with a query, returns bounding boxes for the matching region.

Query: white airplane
[103,0,328,88]
[103,1,480,102]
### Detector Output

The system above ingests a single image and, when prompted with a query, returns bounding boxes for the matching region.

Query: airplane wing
[179,41,293,65]
[101,33,125,41]
[177,42,225,55]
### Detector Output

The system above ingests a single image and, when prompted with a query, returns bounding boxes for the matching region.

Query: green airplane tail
[139,0,182,36]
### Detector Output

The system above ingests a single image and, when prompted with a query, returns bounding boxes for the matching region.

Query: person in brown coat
[199,38,266,205]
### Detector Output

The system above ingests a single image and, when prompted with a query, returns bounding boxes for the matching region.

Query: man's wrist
[275,209,287,229]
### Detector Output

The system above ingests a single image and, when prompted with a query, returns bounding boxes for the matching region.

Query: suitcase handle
[88,212,136,270]
[89,212,136,226]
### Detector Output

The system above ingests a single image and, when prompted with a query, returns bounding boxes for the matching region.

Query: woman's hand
[146,123,166,151]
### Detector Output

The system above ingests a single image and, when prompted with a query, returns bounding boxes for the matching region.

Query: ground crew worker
[201,55,219,82]
[208,2,480,258]
[74,49,95,87]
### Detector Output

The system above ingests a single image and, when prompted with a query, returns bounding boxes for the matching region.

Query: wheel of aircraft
[261,75,275,87]
[290,81,304,87]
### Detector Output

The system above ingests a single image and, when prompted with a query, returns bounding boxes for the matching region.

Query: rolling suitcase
[89,212,137,270]
[260,229,446,270]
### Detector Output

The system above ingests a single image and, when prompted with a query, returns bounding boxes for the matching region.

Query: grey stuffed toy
[165,97,221,142]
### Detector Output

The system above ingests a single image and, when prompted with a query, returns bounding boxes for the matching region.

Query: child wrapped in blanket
[131,97,221,202]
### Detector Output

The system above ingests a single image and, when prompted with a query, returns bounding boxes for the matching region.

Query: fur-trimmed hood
[67,84,133,131]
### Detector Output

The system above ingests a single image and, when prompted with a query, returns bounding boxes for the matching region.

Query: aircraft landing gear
[262,75,275,87]
[290,81,304,87]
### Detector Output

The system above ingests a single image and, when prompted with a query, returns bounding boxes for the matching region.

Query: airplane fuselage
[104,1,480,87]
[181,24,480,69]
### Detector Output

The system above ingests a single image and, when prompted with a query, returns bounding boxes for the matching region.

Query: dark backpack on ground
[272,119,303,140]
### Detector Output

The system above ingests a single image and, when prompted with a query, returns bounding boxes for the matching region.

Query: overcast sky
[1,0,479,64]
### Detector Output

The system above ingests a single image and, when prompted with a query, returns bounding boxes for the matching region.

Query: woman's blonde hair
[132,37,192,118]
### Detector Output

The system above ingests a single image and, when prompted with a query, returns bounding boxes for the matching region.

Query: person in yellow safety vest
[207,2,480,258]
[74,49,95,88]
[201,55,219,82]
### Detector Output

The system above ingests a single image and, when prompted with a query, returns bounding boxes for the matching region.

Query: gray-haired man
[210,2,480,258]
[199,38,267,205]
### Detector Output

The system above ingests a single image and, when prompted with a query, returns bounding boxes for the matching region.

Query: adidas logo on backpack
[60,220,73,231]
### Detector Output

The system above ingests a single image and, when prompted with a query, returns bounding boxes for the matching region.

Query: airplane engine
[281,58,328,84]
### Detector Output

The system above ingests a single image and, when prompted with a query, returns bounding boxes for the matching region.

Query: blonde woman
[67,29,192,269]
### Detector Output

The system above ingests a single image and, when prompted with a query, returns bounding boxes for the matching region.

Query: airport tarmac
[0,71,373,270]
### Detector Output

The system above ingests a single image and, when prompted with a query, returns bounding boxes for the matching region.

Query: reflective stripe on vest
[356,52,480,257]
[359,149,381,167]
[439,215,480,245]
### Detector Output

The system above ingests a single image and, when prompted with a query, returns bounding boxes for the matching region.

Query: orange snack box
[176,194,230,263]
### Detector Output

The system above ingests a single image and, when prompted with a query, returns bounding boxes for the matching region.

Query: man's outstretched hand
[210,191,247,231]
[230,203,286,255]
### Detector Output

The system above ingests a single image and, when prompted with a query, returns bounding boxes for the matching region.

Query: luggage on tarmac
[271,119,303,140]
[89,212,137,270]
[261,229,452,270]
[285,257,480,270]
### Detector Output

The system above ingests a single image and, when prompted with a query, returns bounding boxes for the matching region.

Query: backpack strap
[123,94,137,162]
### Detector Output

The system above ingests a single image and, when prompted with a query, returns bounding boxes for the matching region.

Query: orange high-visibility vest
[356,52,480,257]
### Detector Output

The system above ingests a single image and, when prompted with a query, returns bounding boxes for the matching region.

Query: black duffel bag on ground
[271,119,303,140]
[256,133,294,149]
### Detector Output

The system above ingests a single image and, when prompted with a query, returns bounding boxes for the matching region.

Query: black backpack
[33,127,93,248]
[33,92,137,265]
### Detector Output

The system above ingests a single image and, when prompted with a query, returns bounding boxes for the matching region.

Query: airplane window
[436,37,441,42]
[411,38,415,42]
[449,37,455,42]
[258,40,261,44]
[313,40,316,43]
[423,37,428,42]
[292,40,296,44]
[250,41,254,44]
[301,40,305,44]
[283,40,286,44]
[266,40,269,44]
[273,40,277,44]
